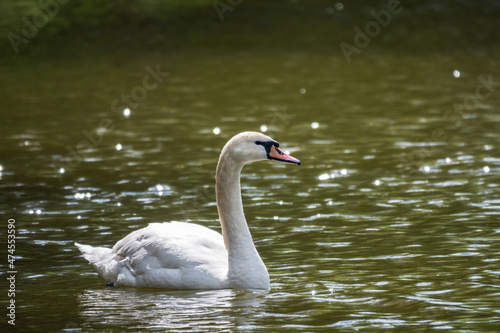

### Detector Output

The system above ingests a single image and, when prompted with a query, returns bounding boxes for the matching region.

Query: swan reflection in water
[76,288,267,331]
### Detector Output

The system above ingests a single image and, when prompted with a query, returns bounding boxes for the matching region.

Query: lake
[1,5,500,331]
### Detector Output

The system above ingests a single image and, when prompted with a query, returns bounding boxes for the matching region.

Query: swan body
[75,131,300,290]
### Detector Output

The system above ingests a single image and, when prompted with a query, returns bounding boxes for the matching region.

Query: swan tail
[75,242,120,284]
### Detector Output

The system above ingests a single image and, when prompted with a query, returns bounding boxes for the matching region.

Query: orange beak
[268,145,301,165]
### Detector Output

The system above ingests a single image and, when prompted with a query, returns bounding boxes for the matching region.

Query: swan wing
[111,222,229,289]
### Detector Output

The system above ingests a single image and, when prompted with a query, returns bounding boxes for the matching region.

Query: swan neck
[214,144,270,289]
[216,156,247,249]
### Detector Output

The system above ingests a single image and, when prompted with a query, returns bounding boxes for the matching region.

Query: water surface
[1,50,500,331]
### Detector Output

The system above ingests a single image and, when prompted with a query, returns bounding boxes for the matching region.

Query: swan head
[221,132,301,166]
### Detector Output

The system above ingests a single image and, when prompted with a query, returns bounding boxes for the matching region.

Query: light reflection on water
[1,51,499,331]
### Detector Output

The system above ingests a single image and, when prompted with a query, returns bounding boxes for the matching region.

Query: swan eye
[255,140,279,149]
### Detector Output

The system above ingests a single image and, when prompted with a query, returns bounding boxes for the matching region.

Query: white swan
[75,131,300,290]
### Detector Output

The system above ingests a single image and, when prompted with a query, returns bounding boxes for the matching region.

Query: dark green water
[1,50,499,331]
[1,1,500,330]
